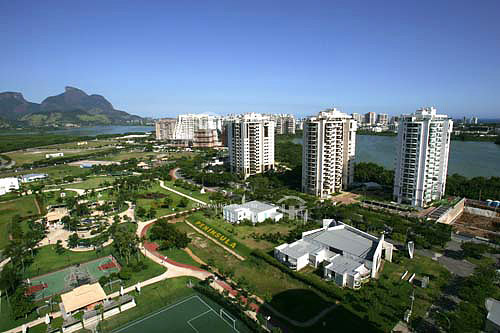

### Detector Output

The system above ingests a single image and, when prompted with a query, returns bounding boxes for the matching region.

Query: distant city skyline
[1,1,499,119]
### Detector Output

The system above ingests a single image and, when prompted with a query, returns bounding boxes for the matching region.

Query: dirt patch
[183,247,206,265]
[331,192,361,205]
[454,212,500,240]
[191,234,208,249]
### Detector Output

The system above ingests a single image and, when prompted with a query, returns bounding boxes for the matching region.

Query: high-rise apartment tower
[302,109,357,198]
[393,107,453,207]
[227,113,275,178]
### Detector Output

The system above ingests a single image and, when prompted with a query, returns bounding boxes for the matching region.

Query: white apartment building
[302,109,357,198]
[296,119,304,131]
[227,113,275,178]
[155,118,177,140]
[364,112,376,125]
[393,107,453,207]
[0,177,20,196]
[351,113,364,124]
[223,200,283,224]
[174,114,217,140]
[274,114,296,135]
[376,113,388,125]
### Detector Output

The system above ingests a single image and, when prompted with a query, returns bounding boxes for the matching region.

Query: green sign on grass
[194,221,237,249]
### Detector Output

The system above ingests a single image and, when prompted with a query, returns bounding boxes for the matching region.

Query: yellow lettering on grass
[196,222,237,250]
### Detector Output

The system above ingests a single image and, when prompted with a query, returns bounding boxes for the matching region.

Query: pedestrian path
[159,180,207,206]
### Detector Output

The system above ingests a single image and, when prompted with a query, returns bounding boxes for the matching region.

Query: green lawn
[136,183,197,221]
[187,211,295,251]
[0,295,46,332]
[101,151,158,162]
[43,190,77,206]
[1,164,90,179]
[46,139,116,150]
[60,176,115,190]
[162,180,210,203]
[159,248,201,267]
[5,149,106,166]
[0,195,40,249]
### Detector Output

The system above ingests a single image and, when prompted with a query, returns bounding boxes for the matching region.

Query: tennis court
[113,295,250,333]
[26,255,120,301]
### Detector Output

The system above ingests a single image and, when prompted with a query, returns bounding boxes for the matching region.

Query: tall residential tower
[302,109,357,198]
[393,107,453,207]
[227,113,275,178]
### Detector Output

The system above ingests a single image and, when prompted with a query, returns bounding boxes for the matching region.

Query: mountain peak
[0,86,143,126]
[0,92,26,101]
[65,86,86,94]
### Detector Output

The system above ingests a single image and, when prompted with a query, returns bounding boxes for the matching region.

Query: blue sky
[1,0,499,118]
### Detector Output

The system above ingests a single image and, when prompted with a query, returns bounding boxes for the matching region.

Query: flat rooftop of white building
[325,255,364,275]
[224,200,277,213]
[304,226,378,260]
[278,239,320,259]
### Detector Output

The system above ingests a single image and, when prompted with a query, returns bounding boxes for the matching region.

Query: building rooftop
[325,255,364,275]
[305,226,378,260]
[225,200,276,214]
[21,173,48,178]
[486,298,500,327]
[279,239,320,259]
[61,283,107,313]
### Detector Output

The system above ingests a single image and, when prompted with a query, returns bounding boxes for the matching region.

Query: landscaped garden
[0,195,40,249]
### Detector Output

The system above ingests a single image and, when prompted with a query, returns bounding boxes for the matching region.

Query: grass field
[162,180,210,203]
[102,151,158,162]
[60,176,115,190]
[43,190,77,206]
[46,139,116,150]
[187,211,295,251]
[136,183,197,221]
[0,195,40,249]
[1,164,90,179]
[5,149,107,166]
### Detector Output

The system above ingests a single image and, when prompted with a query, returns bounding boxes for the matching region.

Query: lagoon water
[0,125,154,136]
[293,135,500,178]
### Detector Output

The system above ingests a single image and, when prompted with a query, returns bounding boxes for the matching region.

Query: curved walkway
[38,201,135,251]
[158,180,207,206]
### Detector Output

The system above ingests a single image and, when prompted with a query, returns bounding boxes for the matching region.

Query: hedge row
[193,284,264,333]
[251,249,344,302]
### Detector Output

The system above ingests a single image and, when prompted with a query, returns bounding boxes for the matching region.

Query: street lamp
[265,316,271,330]
[436,310,451,330]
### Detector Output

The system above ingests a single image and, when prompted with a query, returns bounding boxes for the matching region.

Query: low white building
[274,219,393,289]
[45,152,64,158]
[223,200,283,224]
[20,173,48,183]
[0,177,20,196]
